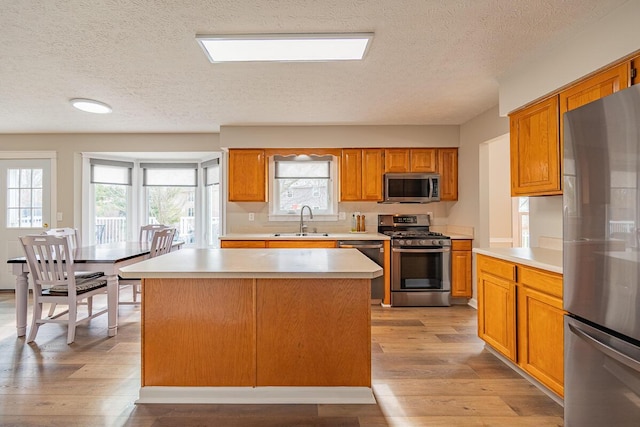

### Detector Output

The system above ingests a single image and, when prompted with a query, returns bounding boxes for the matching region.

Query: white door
[0,159,52,289]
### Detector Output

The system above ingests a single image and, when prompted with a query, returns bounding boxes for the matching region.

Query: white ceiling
[0,0,629,134]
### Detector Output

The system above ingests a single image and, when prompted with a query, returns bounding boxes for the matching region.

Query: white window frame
[268,155,338,222]
[82,156,134,245]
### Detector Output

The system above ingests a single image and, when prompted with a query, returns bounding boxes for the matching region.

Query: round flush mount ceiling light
[70,98,112,114]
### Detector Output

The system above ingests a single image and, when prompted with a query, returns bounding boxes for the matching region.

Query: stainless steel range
[378,214,451,307]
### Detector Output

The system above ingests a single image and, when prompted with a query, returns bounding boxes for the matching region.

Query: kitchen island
[119,248,383,404]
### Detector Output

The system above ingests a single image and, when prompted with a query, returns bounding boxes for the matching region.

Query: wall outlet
[248,213,255,221]
[338,212,346,220]
[56,212,63,221]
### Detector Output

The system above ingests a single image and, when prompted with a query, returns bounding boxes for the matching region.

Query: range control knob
[438,240,444,245]
[420,240,427,246]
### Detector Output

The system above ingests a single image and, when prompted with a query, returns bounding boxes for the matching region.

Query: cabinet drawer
[518,266,563,299]
[267,240,336,248]
[477,255,516,281]
[451,240,472,251]
[221,240,266,248]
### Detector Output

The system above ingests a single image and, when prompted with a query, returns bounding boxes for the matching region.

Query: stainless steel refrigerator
[564,85,640,426]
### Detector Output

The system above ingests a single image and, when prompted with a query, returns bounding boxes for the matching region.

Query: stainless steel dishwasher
[337,240,385,301]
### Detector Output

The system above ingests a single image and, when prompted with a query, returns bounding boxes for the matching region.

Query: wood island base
[140,277,373,404]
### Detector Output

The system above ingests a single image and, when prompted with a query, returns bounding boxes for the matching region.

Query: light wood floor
[0,291,564,426]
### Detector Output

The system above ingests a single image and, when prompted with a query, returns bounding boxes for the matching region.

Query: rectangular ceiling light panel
[196,33,373,63]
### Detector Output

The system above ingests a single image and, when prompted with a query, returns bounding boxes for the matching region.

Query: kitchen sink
[272,232,330,237]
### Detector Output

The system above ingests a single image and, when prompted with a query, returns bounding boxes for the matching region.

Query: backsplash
[225,200,453,234]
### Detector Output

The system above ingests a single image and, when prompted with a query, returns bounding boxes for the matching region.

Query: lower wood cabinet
[220,240,336,249]
[477,255,517,361]
[476,254,564,397]
[451,240,472,297]
[517,284,564,397]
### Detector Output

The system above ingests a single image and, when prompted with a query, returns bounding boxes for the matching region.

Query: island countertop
[219,232,390,241]
[119,248,384,279]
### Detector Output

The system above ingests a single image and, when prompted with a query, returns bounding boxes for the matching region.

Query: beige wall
[453,106,510,249]
[222,124,461,234]
[220,125,459,149]
[0,133,220,227]
[488,135,512,246]
[499,0,639,115]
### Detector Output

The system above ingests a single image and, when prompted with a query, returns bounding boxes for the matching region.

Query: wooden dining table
[7,241,182,339]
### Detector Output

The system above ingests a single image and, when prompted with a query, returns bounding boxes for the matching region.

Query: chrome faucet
[299,205,313,235]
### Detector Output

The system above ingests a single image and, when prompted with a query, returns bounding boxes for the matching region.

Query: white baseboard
[484,346,564,407]
[467,298,478,309]
[137,386,376,404]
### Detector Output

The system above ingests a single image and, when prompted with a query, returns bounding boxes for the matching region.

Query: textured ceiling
[0,0,629,133]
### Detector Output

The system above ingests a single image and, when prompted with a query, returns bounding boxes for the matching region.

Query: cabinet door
[478,267,517,361]
[228,150,267,202]
[559,62,629,115]
[340,149,362,201]
[517,286,564,397]
[451,249,471,298]
[384,149,410,172]
[632,55,640,86]
[361,149,383,201]
[559,62,629,176]
[410,149,437,172]
[510,96,561,197]
[437,148,458,201]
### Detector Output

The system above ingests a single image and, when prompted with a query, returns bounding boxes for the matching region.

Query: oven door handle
[392,248,449,253]
[339,244,383,249]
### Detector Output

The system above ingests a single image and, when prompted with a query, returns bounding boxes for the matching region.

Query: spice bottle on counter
[356,214,361,232]
[351,214,357,232]
[360,215,366,232]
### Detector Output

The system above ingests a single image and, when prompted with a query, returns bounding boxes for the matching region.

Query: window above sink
[268,154,338,222]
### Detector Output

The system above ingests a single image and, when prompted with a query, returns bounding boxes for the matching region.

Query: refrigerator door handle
[570,323,640,373]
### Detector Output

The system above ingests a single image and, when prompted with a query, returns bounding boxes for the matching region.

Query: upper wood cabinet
[510,96,561,197]
[632,55,640,86]
[437,148,458,201]
[384,148,437,173]
[510,60,632,197]
[384,149,411,172]
[228,149,267,202]
[340,148,383,201]
[559,62,629,115]
[410,149,437,172]
[559,62,629,164]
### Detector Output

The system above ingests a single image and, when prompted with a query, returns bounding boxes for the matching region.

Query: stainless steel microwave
[383,173,440,203]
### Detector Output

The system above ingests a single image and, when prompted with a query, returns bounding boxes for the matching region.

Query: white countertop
[119,248,384,279]
[219,232,389,241]
[473,247,563,274]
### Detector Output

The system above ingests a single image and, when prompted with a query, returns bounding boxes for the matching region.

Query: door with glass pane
[0,159,52,289]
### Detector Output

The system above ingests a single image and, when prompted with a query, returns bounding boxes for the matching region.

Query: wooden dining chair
[43,227,97,316]
[20,235,109,344]
[45,227,81,249]
[139,224,168,242]
[119,227,176,305]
